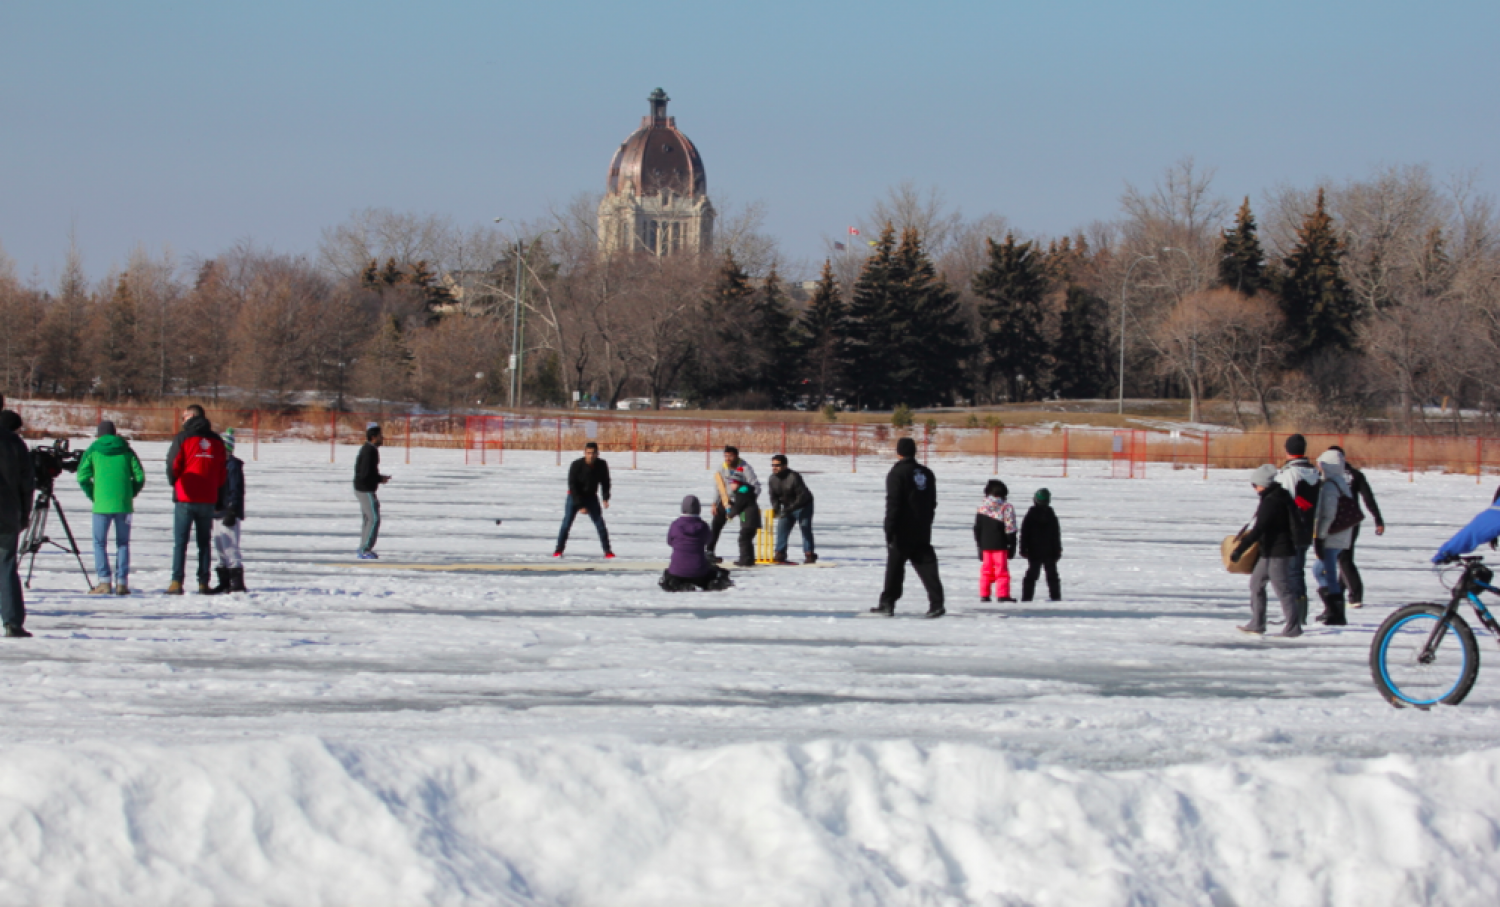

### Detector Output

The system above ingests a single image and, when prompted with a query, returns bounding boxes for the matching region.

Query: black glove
[1229,547,1242,563]
[223,514,238,528]
[1314,539,1325,559]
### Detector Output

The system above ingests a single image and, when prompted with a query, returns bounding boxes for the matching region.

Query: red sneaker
[552,550,564,558]
[604,551,616,560]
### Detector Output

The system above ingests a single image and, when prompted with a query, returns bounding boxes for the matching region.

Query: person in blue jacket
[1433,502,1500,563]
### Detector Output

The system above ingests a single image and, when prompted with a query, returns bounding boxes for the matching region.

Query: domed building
[598,89,715,255]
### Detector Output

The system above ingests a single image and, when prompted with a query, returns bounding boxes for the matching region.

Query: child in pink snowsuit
[974,479,1017,602]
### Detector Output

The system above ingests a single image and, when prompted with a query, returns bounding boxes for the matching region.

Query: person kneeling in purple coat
[661,495,733,592]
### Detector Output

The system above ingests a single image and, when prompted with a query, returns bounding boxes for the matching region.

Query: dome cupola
[605,88,707,199]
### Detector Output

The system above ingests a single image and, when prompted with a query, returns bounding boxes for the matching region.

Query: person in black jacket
[0,393,35,638]
[768,454,816,564]
[871,437,944,618]
[1019,488,1062,602]
[554,442,613,558]
[210,429,247,594]
[1325,446,1384,608]
[354,424,390,560]
[1230,464,1303,637]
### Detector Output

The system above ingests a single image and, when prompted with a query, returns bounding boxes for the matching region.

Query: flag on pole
[833,241,846,251]
[848,226,860,236]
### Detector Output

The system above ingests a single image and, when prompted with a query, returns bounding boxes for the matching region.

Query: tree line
[1,161,1497,432]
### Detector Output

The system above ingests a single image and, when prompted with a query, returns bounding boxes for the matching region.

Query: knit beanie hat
[681,494,701,516]
[896,437,917,457]
[1250,464,1278,487]
[1034,488,1051,505]
[1284,433,1307,456]
[223,428,236,453]
[97,420,117,437]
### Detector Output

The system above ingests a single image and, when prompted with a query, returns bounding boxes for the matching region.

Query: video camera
[30,439,82,493]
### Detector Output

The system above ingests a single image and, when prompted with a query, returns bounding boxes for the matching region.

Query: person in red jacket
[165,404,227,594]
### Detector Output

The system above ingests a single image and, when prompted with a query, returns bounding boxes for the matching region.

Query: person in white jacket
[1311,448,1356,626]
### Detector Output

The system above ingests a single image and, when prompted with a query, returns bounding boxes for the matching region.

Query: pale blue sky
[2,0,1496,282]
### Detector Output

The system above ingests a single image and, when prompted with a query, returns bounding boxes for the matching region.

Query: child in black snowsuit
[725,477,763,568]
[1019,488,1062,602]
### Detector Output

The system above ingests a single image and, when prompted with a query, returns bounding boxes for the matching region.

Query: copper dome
[606,89,707,198]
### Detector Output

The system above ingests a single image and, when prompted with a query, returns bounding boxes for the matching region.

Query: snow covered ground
[2,440,1499,905]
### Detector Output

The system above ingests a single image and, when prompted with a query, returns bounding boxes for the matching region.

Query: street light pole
[1118,254,1156,416]
[510,238,525,408]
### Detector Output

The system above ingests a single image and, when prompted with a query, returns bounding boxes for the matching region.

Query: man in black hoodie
[0,392,35,637]
[554,442,613,558]
[872,437,944,618]
[1327,445,1385,608]
[354,424,390,560]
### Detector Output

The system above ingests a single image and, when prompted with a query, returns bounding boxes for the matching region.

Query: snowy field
[3,439,1499,906]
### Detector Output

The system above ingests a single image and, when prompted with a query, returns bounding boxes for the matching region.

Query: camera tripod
[19,485,93,590]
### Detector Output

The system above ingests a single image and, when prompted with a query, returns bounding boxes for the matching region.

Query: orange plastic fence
[10,402,1500,481]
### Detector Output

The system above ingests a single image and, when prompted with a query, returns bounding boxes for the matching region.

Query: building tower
[598,88,714,255]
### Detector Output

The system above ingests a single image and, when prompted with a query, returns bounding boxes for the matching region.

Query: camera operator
[0,394,35,637]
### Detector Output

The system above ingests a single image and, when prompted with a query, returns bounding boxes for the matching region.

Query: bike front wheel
[1370,604,1480,708]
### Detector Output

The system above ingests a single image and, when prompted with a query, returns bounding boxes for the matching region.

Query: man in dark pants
[0,393,35,637]
[1275,434,1321,623]
[708,445,758,563]
[354,424,390,559]
[165,404,227,594]
[1327,445,1385,608]
[768,454,816,564]
[872,437,945,618]
[555,442,613,558]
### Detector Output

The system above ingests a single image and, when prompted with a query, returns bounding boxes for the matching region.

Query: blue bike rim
[1379,611,1467,706]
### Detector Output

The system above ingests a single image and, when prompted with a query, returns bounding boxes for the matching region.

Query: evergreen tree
[888,227,971,406]
[748,265,798,406]
[842,224,899,408]
[97,273,145,401]
[687,252,757,404]
[973,234,1048,402]
[379,257,404,288]
[360,259,381,289]
[359,313,415,410]
[407,259,455,314]
[796,259,848,406]
[1278,189,1358,358]
[1218,197,1266,294]
[1052,286,1112,398]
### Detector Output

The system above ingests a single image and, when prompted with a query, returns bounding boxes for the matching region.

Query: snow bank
[2,737,1497,906]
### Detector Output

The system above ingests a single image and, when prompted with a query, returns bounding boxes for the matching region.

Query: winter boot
[772,550,790,564]
[3,624,32,638]
[166,581,184,595]
[803,552,818,565]
[196,582,212,595]
[208,567,231,595]
[89,582,113,595]
[1314,588,1334,624]
[1324,592,1348,627]
[229,567,246,593]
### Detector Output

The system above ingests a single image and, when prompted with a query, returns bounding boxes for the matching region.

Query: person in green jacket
[76,421,145,595]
